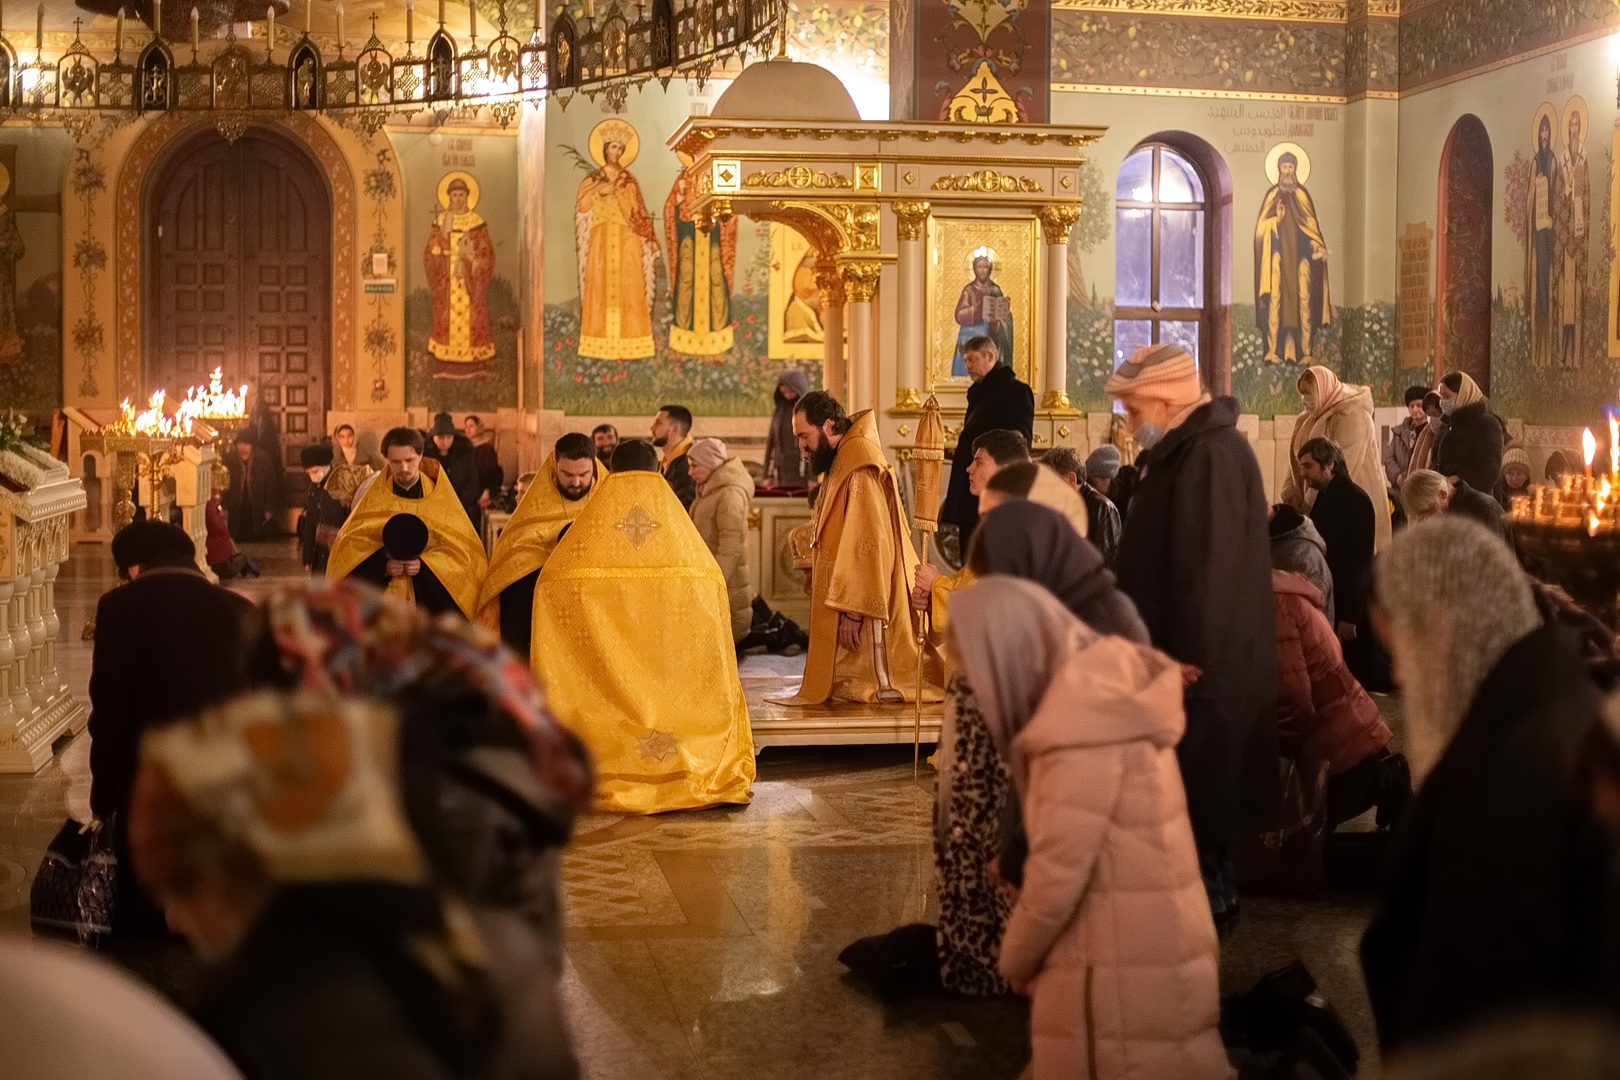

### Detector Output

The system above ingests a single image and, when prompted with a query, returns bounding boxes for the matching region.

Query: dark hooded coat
[765,369,812,487]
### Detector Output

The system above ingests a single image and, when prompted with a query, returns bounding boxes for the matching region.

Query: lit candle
[115,7,124,56]
[334,2,342,47]
[190,4,198,52]
[405,0,413,44]
[1583,426,1596,481]
[264,4,273,53]
[1609,413,1618,483]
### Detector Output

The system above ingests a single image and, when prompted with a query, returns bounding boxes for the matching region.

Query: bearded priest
[326,426,488,619]
[773,391,942,706]
[477,432,603,659]
[532,440,755,813]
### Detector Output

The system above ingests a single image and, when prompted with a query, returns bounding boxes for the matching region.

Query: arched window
[1114,143,1217,387]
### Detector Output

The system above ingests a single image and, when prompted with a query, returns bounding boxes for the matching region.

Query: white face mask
[1133,422,1164,449]
[1427,416,1444,433]
[1439,398,1457,416]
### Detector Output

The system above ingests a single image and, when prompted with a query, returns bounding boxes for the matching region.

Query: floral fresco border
[1399,0,1616,92]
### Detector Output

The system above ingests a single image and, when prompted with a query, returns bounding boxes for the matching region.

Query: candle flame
[1610,415,1619,481]
[102,368,247,437]
[1584,426,1597,468]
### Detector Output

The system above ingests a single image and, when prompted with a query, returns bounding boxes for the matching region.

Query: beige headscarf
[1449,372,1485,409]
[1299,365,1353,416]
[1373,516,1539,778]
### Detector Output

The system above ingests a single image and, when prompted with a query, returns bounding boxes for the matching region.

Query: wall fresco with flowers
[1400,0,1615,93]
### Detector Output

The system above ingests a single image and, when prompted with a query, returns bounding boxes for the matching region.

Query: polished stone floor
[0,539,1392,1078]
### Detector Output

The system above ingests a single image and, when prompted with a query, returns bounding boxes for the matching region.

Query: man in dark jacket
[651,403,697,510]
[90,520,262,937]
[298,443,348,576]
[1108,344,1277,931]
[1299,437,1385,691]
[1042,445,1122,567]
[941,335,1034,547]
[765,369,812,488]
[463,414,504,506]
[225,428,279,541]
[425,411,482,528]
[1434,371,1507,500]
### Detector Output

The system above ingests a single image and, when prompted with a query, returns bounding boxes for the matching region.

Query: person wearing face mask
[1433,371,1507,500]
[1281,366,1391,552]
[1409,391,1446,483]
[1105,344,1279,933]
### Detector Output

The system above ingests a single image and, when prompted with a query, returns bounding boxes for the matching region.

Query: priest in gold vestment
[775,392,942,706]
[327,427,487,619]
[532,447,755,813]
[476,433,603,660]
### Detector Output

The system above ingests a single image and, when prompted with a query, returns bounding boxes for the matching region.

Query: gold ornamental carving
[894,387,924,410]
[948,61,1021,125]
[1054,0,1350,20]
[1038,204,1083,245]
[1040,389,1074,411]
[767,200,881,255]
[815,266,847,307]
[840,260,882,304]
[931,170,1044,194]
[893,201,932,242]
[743,165,853,190]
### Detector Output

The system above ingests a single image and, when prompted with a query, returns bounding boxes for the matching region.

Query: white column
[1037,205,1082,411]
[816,264,847,404]
[842,260,880,414]
[893,202,930,410]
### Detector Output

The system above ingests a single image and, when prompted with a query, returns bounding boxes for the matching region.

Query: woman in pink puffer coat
[951,576,1228,1080]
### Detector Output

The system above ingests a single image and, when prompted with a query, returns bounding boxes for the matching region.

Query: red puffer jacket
[1273,569,1390,775]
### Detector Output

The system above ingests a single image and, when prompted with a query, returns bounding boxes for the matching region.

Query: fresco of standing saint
[1557,96,1589,368]
[424,171,497,379]
[665,152,737,357]
[1527,104,1562,369]
[0,163,23,365]
[574,119,659,361]
[1255,142,1331,364]
[951,249,1014,377]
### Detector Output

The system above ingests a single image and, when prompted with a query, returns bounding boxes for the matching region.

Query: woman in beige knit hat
[687,437,755,642]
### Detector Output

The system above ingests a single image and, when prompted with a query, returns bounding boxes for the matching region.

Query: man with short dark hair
[463,413,503,509]
[610,439,662,473]
[425,411,482,527]
[91,520,260,937]
[328,425,487,617]
[651,404,697,509]
[967,429,1030,514]
[940,333,1034,547]
[773,391,940,706]
[1044,445,1123,567]
[478,432,602,658]
[592,423,620,468]
[1298,436,1379,683]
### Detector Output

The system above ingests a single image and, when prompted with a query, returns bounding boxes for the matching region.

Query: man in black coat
[651,403,698,510]
[297,443,348,576]
[89,520,264,937]
[225,428,280,541]
[941,335,1034,547]
[1108,344,1277,931]
[424,411,482,528]
[1300,437,1387,691]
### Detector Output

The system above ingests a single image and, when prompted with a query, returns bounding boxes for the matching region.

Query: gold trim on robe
[532,470,755,814]
[773,410,943,706]
[326,458,489,620]
[476,454,603,629]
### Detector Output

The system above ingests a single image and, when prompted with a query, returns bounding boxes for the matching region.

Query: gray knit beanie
[1085,444,1121,480]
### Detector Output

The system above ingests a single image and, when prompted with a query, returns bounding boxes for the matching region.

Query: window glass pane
[1158,150,1204,203]
[1116,148,1154,203]
[1158,209,1205,309]
[1113,319,1152,368]
[1114,208,1152,307]
[1159,319,1201,368]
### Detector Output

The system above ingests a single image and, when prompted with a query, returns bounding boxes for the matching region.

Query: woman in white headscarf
[1361,516,1614,1056]
[1433,371,1507,500]
[951,576,1226,1080]
[1281,365,1392,552]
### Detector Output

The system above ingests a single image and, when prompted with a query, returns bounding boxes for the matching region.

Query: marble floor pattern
[0,539,1391,1078]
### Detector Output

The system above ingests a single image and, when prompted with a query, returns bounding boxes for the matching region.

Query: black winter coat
[1115,396,1279,851]
[425,434,483,527]
[663,451,697,511]
[299,476,348,575]
[1361,625,1616,1053]
[1434,399,1506,499]
[89,567,262,935]
[1307,470,1375,629]
[941,363,1034,542]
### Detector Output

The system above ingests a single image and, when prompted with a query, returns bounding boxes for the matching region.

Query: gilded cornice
[672,122,1103,158]
[1054,0,1347,22]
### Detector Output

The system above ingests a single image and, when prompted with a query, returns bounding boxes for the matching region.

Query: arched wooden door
[1435,115,1493,393]
[146,129,331,491]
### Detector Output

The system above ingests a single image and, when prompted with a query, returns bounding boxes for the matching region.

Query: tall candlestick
[334,2,342,47]
[189,3,198,53]
[264,5,273,55]
[115,7,124,56]
[405,0,413,44]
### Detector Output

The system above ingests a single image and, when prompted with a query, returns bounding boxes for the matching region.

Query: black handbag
[29,817,118,947]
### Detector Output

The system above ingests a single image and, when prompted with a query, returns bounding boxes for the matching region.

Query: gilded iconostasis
[5,0,1620,430]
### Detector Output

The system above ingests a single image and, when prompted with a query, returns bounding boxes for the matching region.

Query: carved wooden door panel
[148,131,331,497]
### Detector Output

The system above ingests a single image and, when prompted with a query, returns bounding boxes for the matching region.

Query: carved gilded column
[892,201,930,411]
[815,264,847,404]
[842,260,882,414]
[1038,205,1082,412]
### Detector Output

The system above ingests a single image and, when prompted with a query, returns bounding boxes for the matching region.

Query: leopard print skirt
[934,675,1014,997]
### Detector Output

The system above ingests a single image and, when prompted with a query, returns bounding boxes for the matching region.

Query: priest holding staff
[327,427,488,619]
[776,392,941,706]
